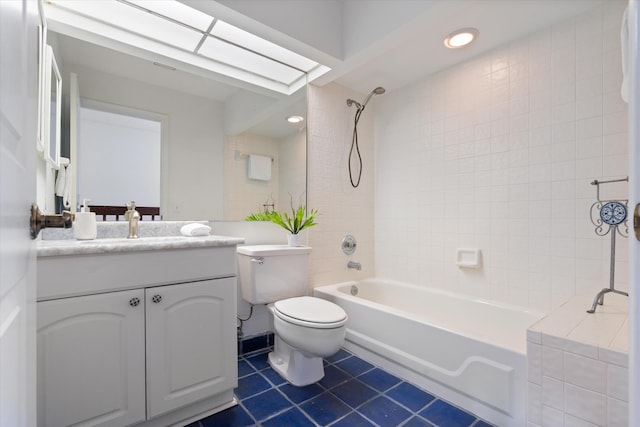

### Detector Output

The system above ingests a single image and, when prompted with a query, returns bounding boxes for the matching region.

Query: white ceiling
[199,0,608,95]
[49,0,609,137]
[53,0,610,98]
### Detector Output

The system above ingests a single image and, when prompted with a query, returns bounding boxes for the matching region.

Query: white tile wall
[372,0,628,312]
[306,84,376,287]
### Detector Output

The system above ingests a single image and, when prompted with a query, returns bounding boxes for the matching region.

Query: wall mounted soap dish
[456,248,481,268]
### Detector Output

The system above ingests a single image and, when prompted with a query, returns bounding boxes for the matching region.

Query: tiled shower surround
[367,1,629,312]
[305,4,630,423]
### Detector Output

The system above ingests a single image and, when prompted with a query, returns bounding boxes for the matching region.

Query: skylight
[44,0,330,94]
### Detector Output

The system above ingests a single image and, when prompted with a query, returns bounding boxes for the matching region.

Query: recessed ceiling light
[444,28,478,49]
[287,115,304,124]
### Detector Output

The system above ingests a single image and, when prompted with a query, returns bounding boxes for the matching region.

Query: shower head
[346,86,385,110]
[362,86,385,105]
[361,86,386,108]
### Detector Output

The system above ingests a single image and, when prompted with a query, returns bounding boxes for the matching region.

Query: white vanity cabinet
[37,289,147,427]
[145,278,236,419]
[36,239,242,427]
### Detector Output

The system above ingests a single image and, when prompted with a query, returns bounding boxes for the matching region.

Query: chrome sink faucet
[347,261,361,271]
[125,201,140,239]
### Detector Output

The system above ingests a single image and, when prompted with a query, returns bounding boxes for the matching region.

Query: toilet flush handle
[251,257,264,265]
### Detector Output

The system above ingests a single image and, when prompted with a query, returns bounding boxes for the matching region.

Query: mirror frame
[36,21,47,152]
[44,45,62,170]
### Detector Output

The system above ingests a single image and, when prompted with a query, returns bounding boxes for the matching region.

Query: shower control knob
[341,235,357,255]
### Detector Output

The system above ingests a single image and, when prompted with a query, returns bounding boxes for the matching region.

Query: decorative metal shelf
[586,177,628,313]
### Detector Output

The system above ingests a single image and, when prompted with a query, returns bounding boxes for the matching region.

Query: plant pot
[287,233,302,247]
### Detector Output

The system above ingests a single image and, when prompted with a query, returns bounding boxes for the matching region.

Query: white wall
[373,1,629,312]
[62,63,224,220]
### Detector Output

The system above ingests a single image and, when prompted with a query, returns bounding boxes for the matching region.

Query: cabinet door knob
[151,294,162,304]
[129,297,140,307]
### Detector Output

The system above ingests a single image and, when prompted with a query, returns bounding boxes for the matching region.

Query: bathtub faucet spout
[347,261,361,271]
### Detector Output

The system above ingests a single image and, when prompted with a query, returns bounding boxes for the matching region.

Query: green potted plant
[245,203,318,246]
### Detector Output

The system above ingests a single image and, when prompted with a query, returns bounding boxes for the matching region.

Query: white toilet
[237,245,348,386]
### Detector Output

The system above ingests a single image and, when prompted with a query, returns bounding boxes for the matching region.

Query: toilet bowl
[267,296,347,386]
[236,245,348,386]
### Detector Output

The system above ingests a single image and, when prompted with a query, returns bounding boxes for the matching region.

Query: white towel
[180,223,211,237]
[55,157,71,209]
[248,154,272,181]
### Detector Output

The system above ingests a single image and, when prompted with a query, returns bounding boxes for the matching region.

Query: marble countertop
[37,235,245,257]
[38,221,244,257]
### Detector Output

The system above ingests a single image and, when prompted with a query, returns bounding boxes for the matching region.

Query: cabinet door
[146,278,237,418]
[37,289,146,427]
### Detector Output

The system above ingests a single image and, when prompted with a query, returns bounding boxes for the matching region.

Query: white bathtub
[314,278,546,427]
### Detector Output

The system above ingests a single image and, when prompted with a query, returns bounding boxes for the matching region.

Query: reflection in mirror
[223,80,307,220]
[77,102,162,216]
[50,31,307,221]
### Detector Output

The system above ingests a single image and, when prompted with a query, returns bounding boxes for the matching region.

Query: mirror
[49,31,307,221]
[44,45,61,169]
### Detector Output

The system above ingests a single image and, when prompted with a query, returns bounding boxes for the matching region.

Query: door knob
[30,204,73,239]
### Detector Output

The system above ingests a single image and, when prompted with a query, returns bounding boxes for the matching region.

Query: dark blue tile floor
[189,348,495,427]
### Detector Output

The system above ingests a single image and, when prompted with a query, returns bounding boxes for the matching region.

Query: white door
[145,278,237,418]
[628,0,640,424]
[37,290,146,427]
[0,1,39,426]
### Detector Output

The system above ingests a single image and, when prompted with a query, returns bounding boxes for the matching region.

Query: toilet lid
[273,296,347,327]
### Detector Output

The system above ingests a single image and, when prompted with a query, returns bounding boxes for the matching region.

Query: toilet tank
[237,245,312,304]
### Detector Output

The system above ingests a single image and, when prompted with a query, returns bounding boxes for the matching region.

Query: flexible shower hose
[349,106,365,188]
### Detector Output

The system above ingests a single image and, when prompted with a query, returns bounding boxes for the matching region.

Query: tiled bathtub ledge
[526,295,628,427]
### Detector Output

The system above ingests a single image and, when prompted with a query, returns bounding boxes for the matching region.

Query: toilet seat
[273,296,347,329]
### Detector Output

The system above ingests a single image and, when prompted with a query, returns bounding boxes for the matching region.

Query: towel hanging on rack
[55,157,72,208]
[248,154,272,181]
